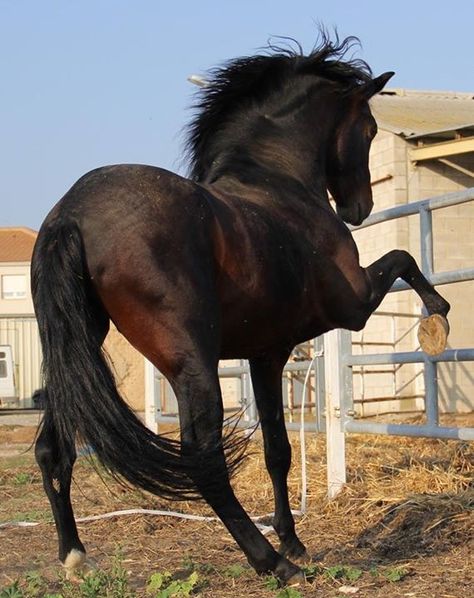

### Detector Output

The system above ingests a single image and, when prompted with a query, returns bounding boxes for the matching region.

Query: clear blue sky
[1,0,473,229]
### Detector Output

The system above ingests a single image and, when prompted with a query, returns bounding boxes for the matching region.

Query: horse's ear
[359,71,395,98]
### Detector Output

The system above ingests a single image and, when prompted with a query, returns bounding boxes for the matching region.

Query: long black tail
[32,220,231,500]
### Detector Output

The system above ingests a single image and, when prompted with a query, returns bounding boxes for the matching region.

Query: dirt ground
[0,414,473,597]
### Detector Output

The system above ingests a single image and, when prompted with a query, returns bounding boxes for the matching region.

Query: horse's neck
[205,170,330,213]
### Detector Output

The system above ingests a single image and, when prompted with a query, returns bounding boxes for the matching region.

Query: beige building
[351,88,474,415]
[0,228,41,404]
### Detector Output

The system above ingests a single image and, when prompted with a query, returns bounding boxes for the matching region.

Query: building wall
[352,131,474,415]
[0,263,33,315]
[0,262,39,405]
[407,152,474,412]
[104,324,145,412]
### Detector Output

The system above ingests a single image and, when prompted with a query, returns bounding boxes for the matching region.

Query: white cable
[0,507,274,535]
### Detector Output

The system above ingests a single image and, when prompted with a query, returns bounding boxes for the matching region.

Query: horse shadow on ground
[312,490,473,568]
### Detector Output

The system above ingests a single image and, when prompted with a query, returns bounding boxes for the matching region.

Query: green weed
[324,565,363,581]
[0,581,24,598]
[146,570,201,597]
[264,575,280,590]
[24,572,46,597]
[382,566,409,582]
[13,473,34,486]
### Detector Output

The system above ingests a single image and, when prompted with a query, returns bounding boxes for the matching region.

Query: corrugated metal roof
[0,228,37,262]
[370,89,474,138]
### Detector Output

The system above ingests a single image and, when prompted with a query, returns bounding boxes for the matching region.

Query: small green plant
[146,571,200,597]
[264,575,280,590]
[303,563,323,581]
[180,556,216,576]
[73,558,134,598]
[24,571,46,597]
[13,472,33,486]
[78,569,109,598]
[383,566,409,582]
[325,565,363,582]
[0,581,24,598]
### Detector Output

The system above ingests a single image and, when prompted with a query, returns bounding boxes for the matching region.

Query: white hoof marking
[63,549,86,580]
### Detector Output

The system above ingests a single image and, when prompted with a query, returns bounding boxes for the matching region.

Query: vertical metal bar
[420,206,434,278]
[246,361,257,426]
[419,206,439,426]
[324,329,347,499]
[424,358,439,425]
[314,336,325,433]
[240,359,248,421]
[144,359,159,432]
[339,330,355,421]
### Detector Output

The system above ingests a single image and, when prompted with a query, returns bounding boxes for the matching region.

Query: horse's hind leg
[249,352,309,563]
[168,348,302,583]
[35,410,85,579]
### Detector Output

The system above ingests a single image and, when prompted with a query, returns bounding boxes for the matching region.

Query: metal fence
[325,187,474,496]
[145,338,326,433]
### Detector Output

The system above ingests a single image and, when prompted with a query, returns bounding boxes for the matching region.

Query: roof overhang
[410,135,474,162]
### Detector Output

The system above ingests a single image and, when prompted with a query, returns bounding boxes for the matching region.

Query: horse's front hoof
[279,538,311,566]
[274,557,303,585]
[418,314,449,356]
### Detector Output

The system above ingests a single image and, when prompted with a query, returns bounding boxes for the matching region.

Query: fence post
[144,359,159,433]
[324,329,347,498]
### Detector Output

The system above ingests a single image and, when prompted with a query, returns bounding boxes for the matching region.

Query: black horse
[31,35,450,584]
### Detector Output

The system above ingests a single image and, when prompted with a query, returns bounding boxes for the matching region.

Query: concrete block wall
[351,131,425,415]
[104,324,145,412]
[351,132,474,415]
[407,153,474,412]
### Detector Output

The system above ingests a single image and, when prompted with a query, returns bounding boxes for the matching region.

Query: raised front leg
[171,356,303,584]
[362,250,450,354]
[35,409,86,579]
[249,351,308,563]
[365,250,449,316]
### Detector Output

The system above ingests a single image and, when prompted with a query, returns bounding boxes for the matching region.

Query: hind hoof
[63,549,86,581]
[418,314,449,356]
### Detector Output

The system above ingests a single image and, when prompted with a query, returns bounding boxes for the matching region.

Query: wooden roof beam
[410,137,474,162]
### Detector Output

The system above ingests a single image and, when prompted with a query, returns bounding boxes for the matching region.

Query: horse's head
[186,34,395,227]
[327,72,394,226]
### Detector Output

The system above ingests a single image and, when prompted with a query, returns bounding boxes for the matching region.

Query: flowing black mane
[186,33,373,182]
